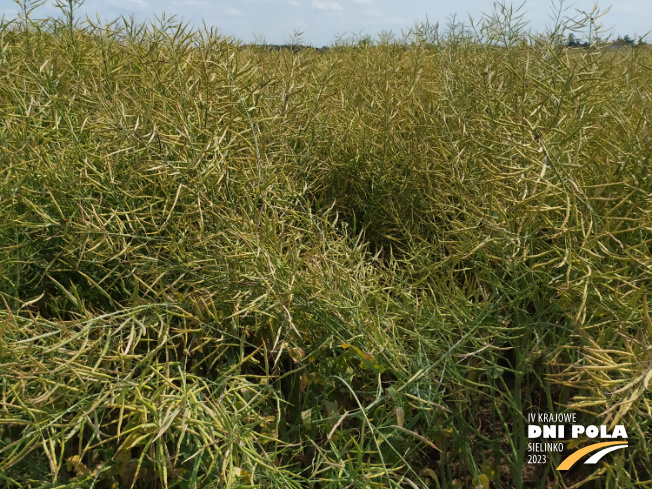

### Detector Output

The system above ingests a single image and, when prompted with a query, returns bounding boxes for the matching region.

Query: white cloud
[353,0,373,4]
[224,8,242,16]
[311,1,342,12]
[172,0,210,7]
[114,0,150,10]
[612,5,644,15]
[133,0,151,9]
[361,9,381,17]
[288,0,300,6]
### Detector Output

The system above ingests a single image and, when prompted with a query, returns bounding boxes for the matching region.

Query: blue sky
[1,1,650,46]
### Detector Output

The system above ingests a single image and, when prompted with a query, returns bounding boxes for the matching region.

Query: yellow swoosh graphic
[557,441,628,471]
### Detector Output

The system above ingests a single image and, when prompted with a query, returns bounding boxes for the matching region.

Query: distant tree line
[566,33,645,48]
[250,35,649,52]
[244,44,331,52]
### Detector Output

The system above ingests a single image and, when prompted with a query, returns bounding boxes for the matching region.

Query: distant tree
[566,34,580,47]
[357,35,373,48]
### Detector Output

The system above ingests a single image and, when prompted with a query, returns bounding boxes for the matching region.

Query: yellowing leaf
[288,347,305,363]
[66,455,91,476]
[396,407,405,428]
[301,408,312,429]
[232,468,251,483]
[420,468,439,483]
[473,473,490,489]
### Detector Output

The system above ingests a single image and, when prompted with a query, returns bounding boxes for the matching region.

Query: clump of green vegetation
[1,1,651,487]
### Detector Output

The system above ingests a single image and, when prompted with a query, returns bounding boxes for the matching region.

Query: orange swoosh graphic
[557,441,628,471]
